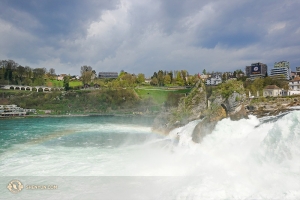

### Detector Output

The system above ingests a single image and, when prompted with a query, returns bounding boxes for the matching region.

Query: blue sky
[0,0,300,77]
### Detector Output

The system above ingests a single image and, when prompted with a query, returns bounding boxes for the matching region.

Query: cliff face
[152,79,248,142]
[178,80,207,121]
[192,80,248,143]
[152,80,207,134]
[192,94,247,143]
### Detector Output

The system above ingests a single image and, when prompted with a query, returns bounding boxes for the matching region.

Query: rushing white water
[1,112,300,199]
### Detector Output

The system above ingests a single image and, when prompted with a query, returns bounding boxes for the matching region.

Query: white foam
[1,112,300,199]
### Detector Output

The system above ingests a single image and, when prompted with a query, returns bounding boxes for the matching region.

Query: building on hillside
[263,85,286,97]
[57,74,67,81]
[288,90,300,96]
[199,74,210,82]
[290,71,297,80]
[289,77,300,90]
[270,61,291,80]
[245,62,268,80]
[71,75,80,80]
[206,74,222,86]
[144,79,151,84]
[98,72,118,79]
[274,61,290,68]
[295,66,300,77]
[270,67,290,80]
[0,105,36,116]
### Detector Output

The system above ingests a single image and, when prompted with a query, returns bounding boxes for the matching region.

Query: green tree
[16,66,25,84]
[80,65,93,84]
[176,71,184,86]
[157,70,164,86]
[25,66,32,79]
[63,76,70,91]
[150,77,158,86]
[136,73,145,84]
[222,73,227,82]
[233,71,237,78]
[151,72,158,79]
[164,74,171,85]
[168,71,173,83]
[181,70,187,85]
[33,68,46,79]
[251,78,264,96]
[202,69,206,75]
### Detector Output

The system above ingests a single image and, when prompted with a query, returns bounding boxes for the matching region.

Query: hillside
[0,87,190,115]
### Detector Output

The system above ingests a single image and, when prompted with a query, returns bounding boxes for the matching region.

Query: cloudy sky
[1,0,300,77]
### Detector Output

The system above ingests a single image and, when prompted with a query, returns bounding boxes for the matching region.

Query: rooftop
[264,85,280,89]
[291,77,300,82]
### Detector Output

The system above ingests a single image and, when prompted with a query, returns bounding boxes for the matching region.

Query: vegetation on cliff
[152,80,207,133]
[212,79,245,99]
[0,86,189,115]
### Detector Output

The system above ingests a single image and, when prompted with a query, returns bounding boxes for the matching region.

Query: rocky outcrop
[192,105,226,143]
[153,79,249,143]
[152,80,207,134]
[192,80,248,143]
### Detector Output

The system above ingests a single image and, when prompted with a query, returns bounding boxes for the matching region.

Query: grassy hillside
[135,87,191,104]
[46,80,82,88]
[0,86,192,115]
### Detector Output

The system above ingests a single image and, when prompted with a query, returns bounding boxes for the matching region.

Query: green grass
[0,89,32,94]
[46,80,63,87]
[46,80,83,87]
[69,81,83,87]
[135,87,191,104]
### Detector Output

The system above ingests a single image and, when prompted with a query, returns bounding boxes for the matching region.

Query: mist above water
[1,113,300,199]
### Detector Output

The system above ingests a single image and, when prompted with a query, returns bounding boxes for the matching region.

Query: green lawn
[135,87,191,104]
[46,80,82,87]
[69,81,83,87]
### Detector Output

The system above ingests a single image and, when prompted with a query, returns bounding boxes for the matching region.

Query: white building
[206,75,222,86]
[289,77,300,90]
[57,74,67,81]
[287,90,300,96]
[270,61,291,80]
[263,85,286,97]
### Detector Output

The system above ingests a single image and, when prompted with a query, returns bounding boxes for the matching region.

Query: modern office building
[270,61,291,80]
[274,61,290,68]
[245,62,268,80]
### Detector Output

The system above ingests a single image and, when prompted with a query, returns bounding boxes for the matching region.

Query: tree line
[0,60,56,86]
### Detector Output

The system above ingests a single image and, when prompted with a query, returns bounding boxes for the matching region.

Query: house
[206,74,222,86]
[71,75,80,80]
[289,77,300,90]
[287,90,300,96]
[57,74,67,81]
[0,104,29,116]
[144,79,151,84]
[263,85,286,97]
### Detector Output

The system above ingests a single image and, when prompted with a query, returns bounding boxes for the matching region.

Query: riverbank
[0,112,157,119]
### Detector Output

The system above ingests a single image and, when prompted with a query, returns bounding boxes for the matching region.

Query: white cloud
[268,22,286,34]
[1,0,300,75]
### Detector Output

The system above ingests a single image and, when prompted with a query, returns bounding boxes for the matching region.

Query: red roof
[291,77,300,82]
